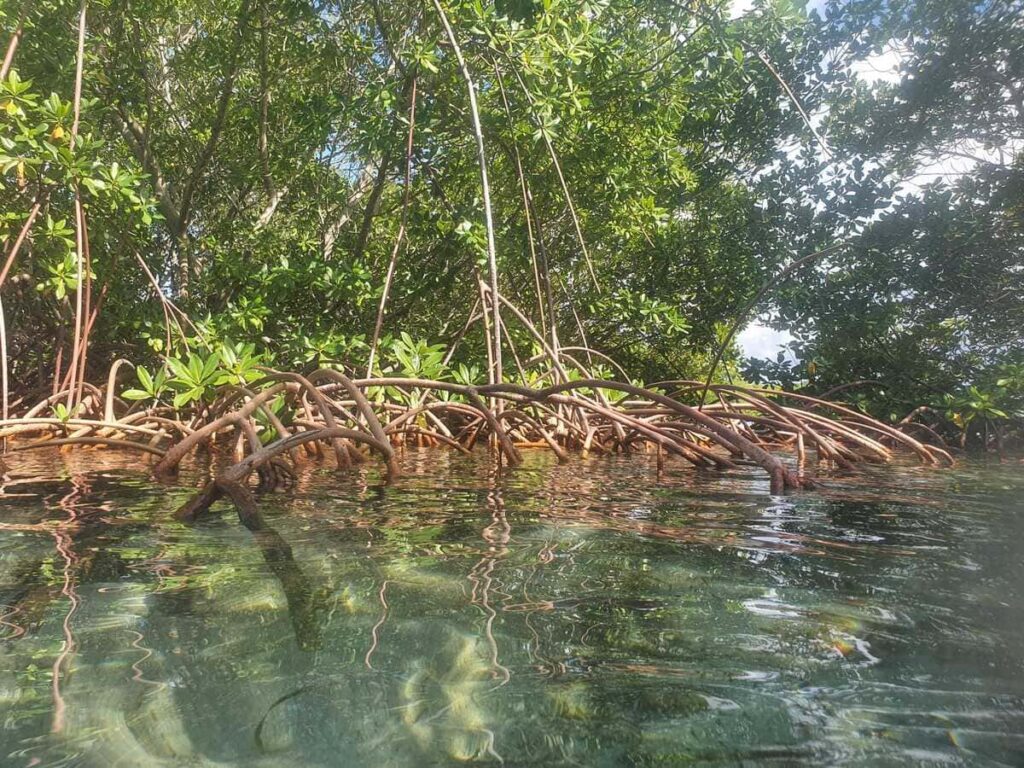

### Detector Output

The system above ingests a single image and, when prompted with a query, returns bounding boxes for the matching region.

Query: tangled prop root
[0,368,953,523]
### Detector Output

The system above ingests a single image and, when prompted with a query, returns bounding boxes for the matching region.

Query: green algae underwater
[1,448,1022,766]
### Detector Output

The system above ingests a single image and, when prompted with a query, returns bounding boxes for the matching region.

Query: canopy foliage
[1,0,1021,442]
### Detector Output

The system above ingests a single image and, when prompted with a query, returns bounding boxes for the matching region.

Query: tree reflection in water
[0,448,1022,766]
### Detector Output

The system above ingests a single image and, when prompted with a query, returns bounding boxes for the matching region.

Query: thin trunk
[432,0,502,387]
[322,164,375,259]
[257,0,274,201]
[73,204,94,405]
[254,185,287,230]
[65,198,86,411]
[156,35,173,107]
[367,77,417,378]
[0,295,8,448]
[0,199,42,290]
[51,332,64,397]
[134,252,197,348]
[351,145,394,265]
[480,283,569,382]
[114,112,183,237]
[506,61,599,289]
[527,198,560,356]
[64,0,88,413]
[475,272,497,411]
[441,296,481,368]
[0,3,25,81]
[493,64,547,342]
[177,0,252,234]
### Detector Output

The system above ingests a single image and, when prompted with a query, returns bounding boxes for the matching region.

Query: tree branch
[177,0,252,233]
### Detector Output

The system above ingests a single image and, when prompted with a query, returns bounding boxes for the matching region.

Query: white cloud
[737,322,795,360]
[850,45,907,86]
[729,0,755,20]
[900,138,1022,192]
[843,42,1020,194]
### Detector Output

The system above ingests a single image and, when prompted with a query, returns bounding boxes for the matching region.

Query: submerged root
[0,366,952,522]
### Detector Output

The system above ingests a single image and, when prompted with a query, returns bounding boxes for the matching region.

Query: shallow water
[0,448,1022,767]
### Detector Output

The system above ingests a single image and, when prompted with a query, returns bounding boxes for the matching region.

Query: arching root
[1,366,951,523]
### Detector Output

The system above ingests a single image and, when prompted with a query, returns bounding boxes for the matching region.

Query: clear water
[1,448,1022,767]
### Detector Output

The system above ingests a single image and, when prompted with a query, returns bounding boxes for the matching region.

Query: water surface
[1,449,1022,766]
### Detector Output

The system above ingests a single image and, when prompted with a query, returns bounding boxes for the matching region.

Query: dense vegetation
[1,0,1021,449]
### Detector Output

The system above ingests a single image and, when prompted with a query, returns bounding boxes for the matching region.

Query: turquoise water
[0,449,1022,766]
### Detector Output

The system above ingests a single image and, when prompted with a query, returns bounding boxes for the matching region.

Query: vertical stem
[475,271,496,409]
[257,0,274,200]
[64,198,86,410]
[0,3,25,81]
[51,339,64,397]
[0,199,42,290]
[493,64,547,342]
[73,215,93,404]
[69,0,87,143]
[0,295,8,448]
[506,64,599,289]
[367,76,417,378]
[498,314,528,385]
[431,0,502,387]
[528,196,560,358]
[64,0,88,410]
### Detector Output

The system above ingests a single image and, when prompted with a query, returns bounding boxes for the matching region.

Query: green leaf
[136,365,154,392]
[173,390,197,408]
[200,353,220,382]
[166,357,190,380]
